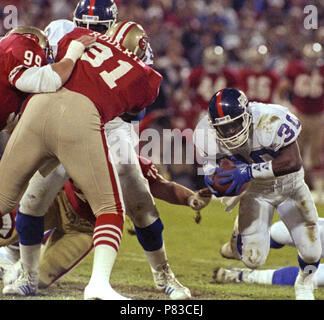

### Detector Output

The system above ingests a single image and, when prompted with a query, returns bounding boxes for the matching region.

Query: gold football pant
[0,88,124,218]
[0,190,94,288]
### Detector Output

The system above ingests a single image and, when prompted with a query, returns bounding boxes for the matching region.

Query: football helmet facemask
[106,21,149,61]
[208,88,251,150]
[6,26,53,62]
[73,0,118,34]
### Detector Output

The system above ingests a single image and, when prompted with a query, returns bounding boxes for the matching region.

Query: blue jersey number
[277,114,300,143]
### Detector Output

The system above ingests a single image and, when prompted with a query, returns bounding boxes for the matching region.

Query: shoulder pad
[251,103,288,147]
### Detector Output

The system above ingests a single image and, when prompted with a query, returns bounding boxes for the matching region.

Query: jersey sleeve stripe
[8,65,26,85]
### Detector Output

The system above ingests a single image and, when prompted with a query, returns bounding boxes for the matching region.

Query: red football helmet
[6,26,53,61]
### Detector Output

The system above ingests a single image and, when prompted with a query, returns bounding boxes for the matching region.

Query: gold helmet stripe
[111,21,128,42]
[112,21,137,44]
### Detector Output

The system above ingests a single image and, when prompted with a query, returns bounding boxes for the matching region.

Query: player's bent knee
[241,248,267,269]
[127,203,159,228]
[297,223,322,263]
[19,172,52,217]
[119,164,158,227]
[298,249,322,265]
[241,236,270,269]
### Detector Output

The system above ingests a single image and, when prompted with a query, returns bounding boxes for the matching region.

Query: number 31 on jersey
[81,42,133,89]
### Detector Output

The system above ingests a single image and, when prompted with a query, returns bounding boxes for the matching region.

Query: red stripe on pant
[100,123,124,218]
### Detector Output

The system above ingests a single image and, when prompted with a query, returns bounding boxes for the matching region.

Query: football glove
[218,165,253,196]
[228,155,247,167]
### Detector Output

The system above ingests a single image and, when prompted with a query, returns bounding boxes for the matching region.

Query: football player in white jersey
[214,218,324,292]
[193,88,322,300]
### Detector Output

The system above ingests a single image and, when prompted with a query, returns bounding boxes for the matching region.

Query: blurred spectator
[277,42,324,192]
[239,44,280,104]
[175,45,239,131]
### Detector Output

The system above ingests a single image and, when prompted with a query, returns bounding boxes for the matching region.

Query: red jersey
[188,66,238,110]
[0,34,46,130]
[239,68,279,104]
[285,60,324,114]
[64,155,158,222]
[56,28,162,124]
[172,66,238,130]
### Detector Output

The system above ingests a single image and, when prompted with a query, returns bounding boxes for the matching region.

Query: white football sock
[20,243,41,274]
[89,245,117,285]
[145,244,168,271]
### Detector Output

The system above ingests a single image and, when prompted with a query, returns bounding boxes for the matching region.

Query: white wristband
[63,40,85,63]
[250,161,274,179]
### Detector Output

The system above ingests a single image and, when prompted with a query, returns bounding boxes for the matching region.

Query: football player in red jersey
[239,44,280,104]
[41,15,194,302]
[0,157,211,297]
[175,45,239,130]
[41,19,191,301]
[4,0,185,300]
[0,22,162,300]
[0,26,95,134]
[277,42,324,190]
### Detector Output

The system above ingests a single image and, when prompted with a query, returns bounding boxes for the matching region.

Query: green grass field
[1,198,324,301]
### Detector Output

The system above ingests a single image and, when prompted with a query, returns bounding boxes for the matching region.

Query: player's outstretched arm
[149,174,211,210]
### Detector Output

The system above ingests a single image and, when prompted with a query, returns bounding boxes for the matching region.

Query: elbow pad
[15,65,62,93]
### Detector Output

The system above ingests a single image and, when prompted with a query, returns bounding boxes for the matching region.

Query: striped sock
[90,213,124,284]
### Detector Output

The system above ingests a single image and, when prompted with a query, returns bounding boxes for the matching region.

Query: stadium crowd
[1,0,324,192]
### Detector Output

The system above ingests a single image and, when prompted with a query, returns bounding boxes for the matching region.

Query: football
[213,158,248,197]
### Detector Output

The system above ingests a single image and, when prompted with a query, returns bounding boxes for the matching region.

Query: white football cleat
[294,272,315,300]
[2,263,38,296]
[152,264,191,300]
[0,246,19,279]
[84,283,130,300]
[3,260,23,286]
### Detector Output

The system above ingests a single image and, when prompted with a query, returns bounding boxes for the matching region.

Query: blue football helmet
[208,88,251,149]
[73,0,118,33]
